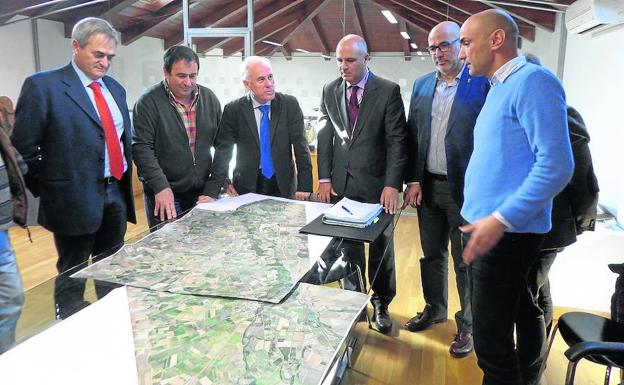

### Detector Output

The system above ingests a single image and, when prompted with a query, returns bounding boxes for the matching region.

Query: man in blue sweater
[458,10,574,385]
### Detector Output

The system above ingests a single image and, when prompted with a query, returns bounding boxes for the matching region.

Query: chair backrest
[609,263,624,323]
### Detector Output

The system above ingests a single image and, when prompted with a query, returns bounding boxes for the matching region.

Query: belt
[426,171,447,181]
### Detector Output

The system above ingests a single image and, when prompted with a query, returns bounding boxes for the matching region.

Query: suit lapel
[350,72,379,144]
[243,96,260,147]
[446,66,470,137]
[269,94,281,143]
[334,81,349,134]
[62,64,101,128]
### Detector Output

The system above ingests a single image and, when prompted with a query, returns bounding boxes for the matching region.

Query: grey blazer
[317,72,407,203]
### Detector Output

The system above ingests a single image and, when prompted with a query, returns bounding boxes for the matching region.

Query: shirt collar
[71,60,104,88]
[491,55,526,86]
[346,68,370,89]
[435,63,464,84]
[249,94,271,109]
[163,79,199,106]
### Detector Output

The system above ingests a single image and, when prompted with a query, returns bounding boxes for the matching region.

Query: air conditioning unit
[565,0,624,34]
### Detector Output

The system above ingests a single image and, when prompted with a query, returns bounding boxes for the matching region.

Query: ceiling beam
[349,0,370,44]
[255,22,300,56]
[194,0,305,54]
[0,0,65,24]
[119,0,200,46]
[434,0,536,41]
[311,16,331,59]
[370,0,433,49]
[100,0,137,21]
[281,43,293,61]
[264,0,332,56]
[399,20,411,61]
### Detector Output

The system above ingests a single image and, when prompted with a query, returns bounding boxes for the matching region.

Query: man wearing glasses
[403,21,489,357]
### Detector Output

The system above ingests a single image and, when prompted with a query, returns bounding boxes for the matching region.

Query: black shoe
[373,302,392,334]
[404,306,446,332]
[449,332,473,358]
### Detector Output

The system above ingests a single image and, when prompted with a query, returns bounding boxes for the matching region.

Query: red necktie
[88,81,124,180]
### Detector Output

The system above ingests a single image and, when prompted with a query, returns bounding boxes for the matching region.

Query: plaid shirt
[164,81,199,155]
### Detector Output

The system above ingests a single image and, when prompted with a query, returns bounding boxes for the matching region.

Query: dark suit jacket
[11,63,136,235]
[406,66,489,206]
[542,106,599,249]
[206,92,312,198]
[317,72,407,204]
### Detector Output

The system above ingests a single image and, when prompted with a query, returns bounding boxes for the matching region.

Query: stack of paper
[322,197,383,228]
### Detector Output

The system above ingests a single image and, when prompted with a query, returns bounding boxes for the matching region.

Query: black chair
[545,312,624,385]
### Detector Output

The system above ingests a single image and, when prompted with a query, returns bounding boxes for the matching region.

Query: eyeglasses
[427,38,459,54]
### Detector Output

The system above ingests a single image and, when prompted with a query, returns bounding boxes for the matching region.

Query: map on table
[128,284,369,385]
[73,199,311,303]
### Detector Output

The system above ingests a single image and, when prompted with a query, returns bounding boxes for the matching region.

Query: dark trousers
[520,248,560,337]
[417,175,472,332]
[469,232,544,385]
[143,185,199,231]
[335,176,396,306]
[53,179,127,318]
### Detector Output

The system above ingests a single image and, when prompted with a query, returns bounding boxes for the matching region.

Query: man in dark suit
[133,45,221,230]
[402,21,489,357]
[317,34,407,334]
[11,17,135,318]
[206,56,312,200]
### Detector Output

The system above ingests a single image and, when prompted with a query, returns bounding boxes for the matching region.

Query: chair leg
[538,322,560,380]
[565,360,579,385]
[604,366,612,385]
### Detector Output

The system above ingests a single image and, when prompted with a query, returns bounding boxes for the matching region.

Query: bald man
[317,34,407,334]
[403,21,489,358]
[458,10,573,385]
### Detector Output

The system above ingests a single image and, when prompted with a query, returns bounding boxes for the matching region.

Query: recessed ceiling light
[262,40,283,47]
[417,51,423,56]
[381,10,398,24]
[410,43,418,49]
[295,48,310,53]
[321,54,331,59]
[400,31,410,40]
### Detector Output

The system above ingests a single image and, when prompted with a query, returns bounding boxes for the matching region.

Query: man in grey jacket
[133,45,221,229]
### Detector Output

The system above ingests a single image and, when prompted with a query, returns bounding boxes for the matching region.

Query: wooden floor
[10,197,615,385]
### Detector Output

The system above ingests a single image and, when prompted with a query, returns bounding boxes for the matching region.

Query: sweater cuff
[493,211,513,230]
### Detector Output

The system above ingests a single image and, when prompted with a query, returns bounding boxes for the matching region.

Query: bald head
[336,34,370,84]
[458,9,519,79]
[429,21,460,42]
[466,9,519,50]
[428,21,463,79]
[337,34,368,56]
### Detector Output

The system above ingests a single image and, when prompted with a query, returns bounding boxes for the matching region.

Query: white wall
[0,22,35,102]
[562,24,624,226]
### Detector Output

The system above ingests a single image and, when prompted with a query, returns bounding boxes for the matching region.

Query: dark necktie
[258,104,274,179]
[347,85,360,135]
[88,81,124,180]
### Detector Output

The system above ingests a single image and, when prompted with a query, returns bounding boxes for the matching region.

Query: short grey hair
[240,56,271,81]
[71,17,119,48]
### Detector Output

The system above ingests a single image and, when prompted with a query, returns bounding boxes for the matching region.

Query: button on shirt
[71,60,127,177]
[427,70,461,176]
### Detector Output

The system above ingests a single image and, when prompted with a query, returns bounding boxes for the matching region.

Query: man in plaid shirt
[133,45,222,230]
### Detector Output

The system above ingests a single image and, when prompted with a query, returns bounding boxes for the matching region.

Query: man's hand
[154,187,176,221]
[294,191,311,201]
[317,182,337,203]
[460,215,507,264]
[226,183,239,197]
[380,186,399,214]
[402,184,422,208]
[197,195,215,204]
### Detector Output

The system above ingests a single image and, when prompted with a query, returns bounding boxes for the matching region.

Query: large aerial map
[128,284,369,385]
[74,199,311,303]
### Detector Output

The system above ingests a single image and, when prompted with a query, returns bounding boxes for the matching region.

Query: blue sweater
[461,61,574,233]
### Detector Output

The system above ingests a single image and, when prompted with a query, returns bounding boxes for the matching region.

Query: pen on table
[341,205,353,215]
